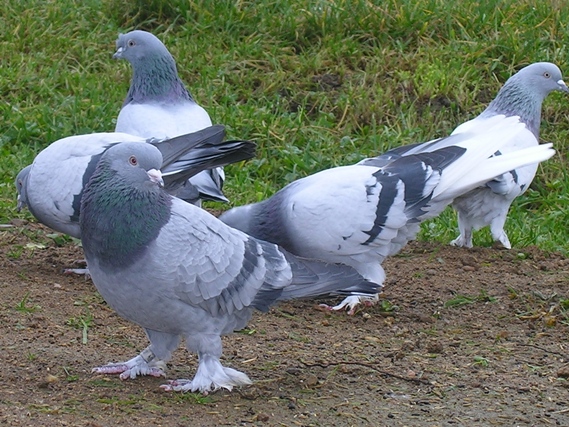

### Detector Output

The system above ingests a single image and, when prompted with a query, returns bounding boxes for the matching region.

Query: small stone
[46,374,59,383]
[255,413,269,422]
[304,374,318,387]
[11,218,28,227]
[426,342,444,353]
[461,256,478,268]
[463,265,476,272]
[557,364,569,379]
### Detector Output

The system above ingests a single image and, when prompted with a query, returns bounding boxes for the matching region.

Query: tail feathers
[162,139,256,192]
[434,143,555,201]
[152,125,226,168]
[277,253,381,301]
[431,118,529,198]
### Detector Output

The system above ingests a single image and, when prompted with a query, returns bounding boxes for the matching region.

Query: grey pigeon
[79,141,380,393]
[18,125,255,239]
[220,116,555,314]
[372,62,568,249]
[15,165,31,212]
[114,30,225,205]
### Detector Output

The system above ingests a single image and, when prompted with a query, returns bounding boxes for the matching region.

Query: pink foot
[92,350,166,380]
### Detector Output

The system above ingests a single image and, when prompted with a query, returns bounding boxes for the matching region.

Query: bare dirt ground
[1,222,568,427]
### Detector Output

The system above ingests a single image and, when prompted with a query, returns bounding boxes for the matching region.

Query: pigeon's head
[113,30,172,65]
[514,62,569,97]
[15,165,31,212]
[100,142,164,189]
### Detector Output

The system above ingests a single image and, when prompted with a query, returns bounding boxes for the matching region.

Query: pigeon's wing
[27,133,144,237]
[366,115,514,162]
[278,165,414,261]
[151,198,292,317]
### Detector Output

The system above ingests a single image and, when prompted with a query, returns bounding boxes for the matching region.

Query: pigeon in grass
[17,125,255,239]
[220,116,555,314]
[375,62,568,249]
[15,165,31,212]
[114,30,226,205]
[79,142,380,394]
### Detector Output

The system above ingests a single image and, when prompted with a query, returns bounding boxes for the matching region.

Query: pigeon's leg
[161,334,251,394]
[450,214,473,248]
[63,267,90,276]
[63,259,90,276]
[93,331,180,380]
[489,215,511,249]
[319,293,379,315]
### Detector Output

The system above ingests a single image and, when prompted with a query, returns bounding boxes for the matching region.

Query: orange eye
[129,156,137,166]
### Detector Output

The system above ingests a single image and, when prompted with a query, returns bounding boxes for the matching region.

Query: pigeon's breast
[115,101,213,139]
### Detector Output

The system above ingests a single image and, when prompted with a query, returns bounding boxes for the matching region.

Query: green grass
[2,0,569,253]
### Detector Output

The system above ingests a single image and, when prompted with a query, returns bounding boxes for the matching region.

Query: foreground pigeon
[18,125,255,239]
[114,30,225,205]
[220,116,555,313]
[79,142,379,393]
[376,62,568,249]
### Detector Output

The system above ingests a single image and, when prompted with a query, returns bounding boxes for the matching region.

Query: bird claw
[160,379,197,393]
[63,268,91,277]
[319,294,379,315]
[92,353,167,380]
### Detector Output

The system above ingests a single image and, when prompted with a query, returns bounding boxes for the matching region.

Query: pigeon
[78,141,380,394]
[373,62,568,249]
[114,30,225,205]
[15,165,31,212]
[18,125,255,239]
[220,116,555,314]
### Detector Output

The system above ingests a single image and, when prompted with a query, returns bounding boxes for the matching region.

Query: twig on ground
[517,343,568,360]
[300,359,432,385]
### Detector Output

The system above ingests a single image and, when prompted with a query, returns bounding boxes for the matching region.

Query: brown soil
[1,223,568,427]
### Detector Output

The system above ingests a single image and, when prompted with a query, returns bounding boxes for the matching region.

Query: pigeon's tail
[430,117,555,202]
[165,138,256,203]
[277,253,381,302]
[151,125,226,168]
[163,139,256,181]
[152,124,256,202]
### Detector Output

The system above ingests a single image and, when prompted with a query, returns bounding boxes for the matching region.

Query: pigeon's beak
[557,79,569,93]
[113,46,124,59]
[16,195,24,212]
[147,169,164,187]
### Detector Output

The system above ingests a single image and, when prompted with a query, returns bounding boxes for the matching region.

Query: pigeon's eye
[544,72,551,78]
[129,156,138,166]
[128,39,136,47]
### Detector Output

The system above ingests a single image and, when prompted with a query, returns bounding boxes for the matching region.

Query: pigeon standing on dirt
[380,62,567,249]
[114,30,226,205]
[79,141,380,393]
[448,63,568,248]
[220,116,555,314]
[17,126,255,239]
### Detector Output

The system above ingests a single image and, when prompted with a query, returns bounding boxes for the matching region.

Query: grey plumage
[114,30,225,204]
[79,142,379,393]
[220,116,555,313]
[18,125,255,238]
